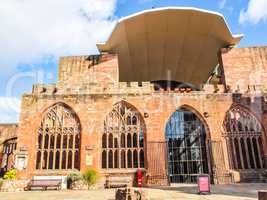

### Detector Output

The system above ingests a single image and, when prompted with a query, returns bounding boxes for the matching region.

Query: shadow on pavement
[147,183,267,198]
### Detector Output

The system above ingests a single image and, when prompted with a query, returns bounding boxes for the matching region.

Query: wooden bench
[258,191,267,200]
[105,176,131,188]
[26,179,62,190]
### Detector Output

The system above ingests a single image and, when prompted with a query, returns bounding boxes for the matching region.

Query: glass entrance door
[165,108,208,183]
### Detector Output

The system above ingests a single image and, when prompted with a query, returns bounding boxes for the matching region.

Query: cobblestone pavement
[0,183,266,200]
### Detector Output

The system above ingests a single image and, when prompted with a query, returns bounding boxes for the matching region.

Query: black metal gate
[165,108,209,183]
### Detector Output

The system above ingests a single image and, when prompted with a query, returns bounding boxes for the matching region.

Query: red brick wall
[58,54,118,88]
[220,46,267,164]
[14,50,267,184]
[220,47,267,92]
[16,91,234,183]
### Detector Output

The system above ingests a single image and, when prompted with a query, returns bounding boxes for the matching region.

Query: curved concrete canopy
[97,7,243,86]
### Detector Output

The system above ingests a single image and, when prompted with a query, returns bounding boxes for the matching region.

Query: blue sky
[0,0,266,123]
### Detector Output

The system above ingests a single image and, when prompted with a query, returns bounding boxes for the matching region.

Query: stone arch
[35,102,81,170]
[224,104,267,142]
[168,104,211,139]
[165,105,210,183]
[101,100,146,169]
[1,137,17,172]
[223,104,265,170]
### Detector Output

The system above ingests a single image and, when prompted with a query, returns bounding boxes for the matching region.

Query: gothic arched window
[36,103,81,170]
[1,137,17,171]
[102,101,145,169]
[223,106,264,170]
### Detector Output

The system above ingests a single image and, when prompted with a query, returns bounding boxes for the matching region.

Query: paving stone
[0,183,266,200]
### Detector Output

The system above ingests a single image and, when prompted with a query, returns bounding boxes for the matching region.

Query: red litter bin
[137,169,142,187]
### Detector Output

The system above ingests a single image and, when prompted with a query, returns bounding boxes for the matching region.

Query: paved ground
[0,183,266,200]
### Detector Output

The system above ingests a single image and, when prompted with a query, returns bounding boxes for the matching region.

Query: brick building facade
[0,124,18,176]
[1,8,267,185]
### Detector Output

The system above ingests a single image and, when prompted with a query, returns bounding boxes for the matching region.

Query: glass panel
[165,108,208,183]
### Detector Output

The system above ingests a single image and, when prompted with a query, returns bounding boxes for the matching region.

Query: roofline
[0,123,18,126]
[97,6,244,51]
[118,7,226,22]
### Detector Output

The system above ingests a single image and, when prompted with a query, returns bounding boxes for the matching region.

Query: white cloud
[0,97,21,123]
[138,0,154,4]
[0,0,117,123]
[239,0,267,24]
[219,0,227,9]
[0,0,117,75]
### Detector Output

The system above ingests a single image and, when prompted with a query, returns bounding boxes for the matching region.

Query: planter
[69,180,88,190]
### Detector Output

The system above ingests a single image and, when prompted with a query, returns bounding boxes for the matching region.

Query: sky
[0,0,267,123]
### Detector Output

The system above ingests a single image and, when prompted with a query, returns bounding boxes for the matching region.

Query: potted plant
[67,171,87,190]
[3,169,16,180]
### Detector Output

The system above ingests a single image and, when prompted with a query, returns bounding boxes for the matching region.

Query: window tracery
[102,102,145,169]
[223,106,264,169]
[35,103,81,170]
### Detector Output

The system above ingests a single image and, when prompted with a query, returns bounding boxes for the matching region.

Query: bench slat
[105,176,131,188]
[27,179,62,190]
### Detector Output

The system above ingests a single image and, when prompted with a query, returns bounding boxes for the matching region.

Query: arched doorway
[165,107,209,183]
[101,101,145,169]
[223,106,265,170]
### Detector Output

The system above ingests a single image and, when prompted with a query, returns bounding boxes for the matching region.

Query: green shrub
[3,169,16,180]
[0,178,3,189]
[67,171,84,188]
[83,168,98,187]
[67,171,84,183]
